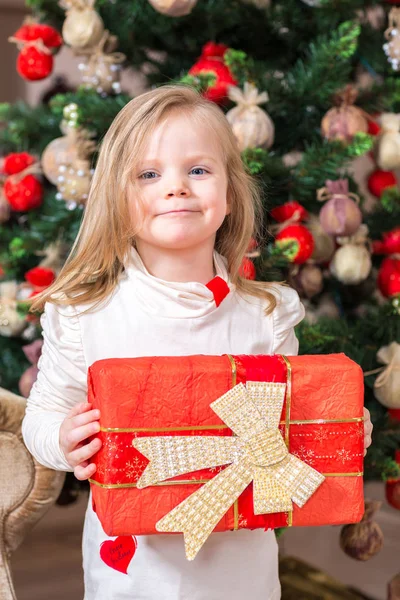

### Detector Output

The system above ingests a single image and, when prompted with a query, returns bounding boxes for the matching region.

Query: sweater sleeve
[271,285,305,356]
[21,301,88,471]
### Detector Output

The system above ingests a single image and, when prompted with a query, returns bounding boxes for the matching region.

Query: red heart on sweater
[100,536,137,574]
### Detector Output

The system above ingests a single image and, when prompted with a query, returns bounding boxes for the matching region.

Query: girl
[22,84,372,600]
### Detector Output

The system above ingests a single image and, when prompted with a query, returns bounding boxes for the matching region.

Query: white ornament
[226,82,274,151]
[374,342,400,409]
[329,224,372,285]
[374,113,400,171]
[147,0,197,16]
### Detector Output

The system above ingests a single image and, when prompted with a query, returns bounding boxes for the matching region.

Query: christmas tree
[1,0,400,537]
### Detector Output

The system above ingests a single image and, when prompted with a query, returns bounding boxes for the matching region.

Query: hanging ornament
[270,201,308,224]
[2,152,35,175]
[12,19,63,48]
[367,169,397,198]
[25,266,56,290]
[59,0,105,50]
[321,85,369,143]
[317,179,363,237]
[0,281,28,337]
[377,256,400,298]
[306,214,336,264]
[288,263,324,299]
[41,103,95,184]
[303,293,340,325]
[330,224,372,285]
[188,42,238,104]
[274,224,314,265]
[373,342,400,409]
[19,339,43,398]
[239,256,256,280]
[374,113,400,171]
[226,82,275,151]
[384,8,400,71]
[147,0,198,16]
[3,161,43,212]
[78,31,126,95]
[373,226,400,255]
[386,451,400,511]
[56,158,94,209]
[8,18,62,81]
[339,500,384,561]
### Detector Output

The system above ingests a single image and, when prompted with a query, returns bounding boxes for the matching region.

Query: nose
[165,186,190,198]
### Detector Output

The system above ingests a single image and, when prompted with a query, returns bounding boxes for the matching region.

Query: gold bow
[133,381,325,560]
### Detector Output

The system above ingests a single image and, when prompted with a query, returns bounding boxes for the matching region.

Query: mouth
[158,210,198,216]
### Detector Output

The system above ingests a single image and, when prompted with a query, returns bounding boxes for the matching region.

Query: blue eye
[140,171,158,179]
[190,167,208,175]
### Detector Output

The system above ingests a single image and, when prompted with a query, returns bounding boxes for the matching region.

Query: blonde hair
[29,84,278,315]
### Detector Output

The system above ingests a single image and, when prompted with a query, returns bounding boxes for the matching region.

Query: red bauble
[188,42,238,104]
[17,45,53,81]
[25,267,56,288]
[13,23,63,48]
[367,115,381,136]
[239,257,256,280]
[367,170,397,198]
[373,226,400,255]
[2,152,35,175]
[270,201,308,223]
[386,450,400,511]
[275,224,314,264]
[377,257,400,298]
[389,408,400,421]
[4,175,43,211]
[247,237,258,252]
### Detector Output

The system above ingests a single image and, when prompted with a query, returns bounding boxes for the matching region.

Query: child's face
[131,112,230,256]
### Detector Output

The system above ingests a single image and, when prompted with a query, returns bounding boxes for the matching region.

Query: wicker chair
[0,387,65,600]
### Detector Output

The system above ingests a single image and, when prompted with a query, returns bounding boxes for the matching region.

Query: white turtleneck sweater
[22,248,305,600]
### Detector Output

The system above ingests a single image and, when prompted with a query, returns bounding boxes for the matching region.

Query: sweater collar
[123,247,232,319]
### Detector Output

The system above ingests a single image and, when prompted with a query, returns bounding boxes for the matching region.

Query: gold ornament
[330,224,372,285]
[374,113,400,171]
[374,342,400,409]
[56,158,94,209]
[147,0,198,16]
[78,31,125,94]
[384,8,400,72]
[41,135,79,185]
[0,281,28,337]
[133,380,325,561]
[226,82,275,151]
[59,0,104,50]
[321,85,369,143]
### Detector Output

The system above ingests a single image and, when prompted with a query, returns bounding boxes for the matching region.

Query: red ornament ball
[13,23,63,48]
[239,257,256,280]
[386,451,400,510]
[377,257,400,298]
[275,224,314,264]
[17,45,53,81]
[374,226,400,255]
[367,116,381,136]
[270,200,308,223]
[4,175,43,211]
[188,42,237,104]
[367,170,397,198]
[25,266,56,288]
[2,152,35,175]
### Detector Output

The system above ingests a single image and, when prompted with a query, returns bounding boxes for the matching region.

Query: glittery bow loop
[132,381,325,560]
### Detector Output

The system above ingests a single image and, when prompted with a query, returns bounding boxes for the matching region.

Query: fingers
[66,419,101,448]
[74,461,97,481]
[71,408,101,428]
[70,436,102,467]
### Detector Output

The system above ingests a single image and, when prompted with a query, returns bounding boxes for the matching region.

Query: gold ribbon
[132,380,325,560]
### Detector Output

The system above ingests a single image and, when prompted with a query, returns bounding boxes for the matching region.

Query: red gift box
[88,353,364,558]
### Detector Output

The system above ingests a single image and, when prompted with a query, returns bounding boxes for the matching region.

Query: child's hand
[363,407,373,457]
[59,402,102,480]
